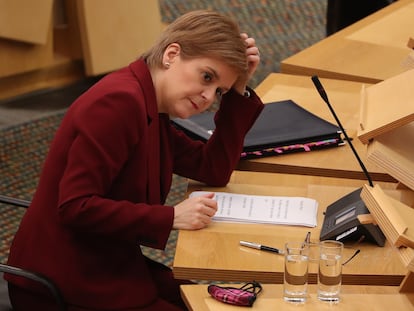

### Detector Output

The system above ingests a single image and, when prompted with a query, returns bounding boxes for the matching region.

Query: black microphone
[311,75,373,187]
[311,75,385,247]
[311,76,330,104]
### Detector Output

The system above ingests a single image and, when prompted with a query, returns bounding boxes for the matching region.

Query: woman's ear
[163,43,181,65]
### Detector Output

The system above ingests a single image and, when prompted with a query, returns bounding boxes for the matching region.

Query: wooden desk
[173,180,408,286]
[181,284,414,311]
[238,73,395,182]
[280,0,414,84]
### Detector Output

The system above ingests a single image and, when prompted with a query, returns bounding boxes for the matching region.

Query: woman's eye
[203,72,213,82]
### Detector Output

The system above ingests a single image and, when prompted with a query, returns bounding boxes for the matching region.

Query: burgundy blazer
[6,59,263,309]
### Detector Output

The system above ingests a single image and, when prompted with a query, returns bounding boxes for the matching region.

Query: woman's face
[157,50,238,119]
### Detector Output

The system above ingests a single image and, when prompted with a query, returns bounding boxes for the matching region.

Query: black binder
[172,100,344,159]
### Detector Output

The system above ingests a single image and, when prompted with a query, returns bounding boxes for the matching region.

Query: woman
[5,10,263,311]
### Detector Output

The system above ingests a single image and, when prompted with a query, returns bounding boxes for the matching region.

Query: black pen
[240,241,284,255]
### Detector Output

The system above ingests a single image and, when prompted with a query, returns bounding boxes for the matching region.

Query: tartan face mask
[207,281,262,307]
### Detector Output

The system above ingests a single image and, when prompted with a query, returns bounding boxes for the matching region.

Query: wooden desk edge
[180,284,414,311]
[173,267,405,286]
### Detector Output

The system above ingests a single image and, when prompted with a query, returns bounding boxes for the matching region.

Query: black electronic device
[311,76,386,247]
[319,188,385,246]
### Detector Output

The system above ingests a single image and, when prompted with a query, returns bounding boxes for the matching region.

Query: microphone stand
[311,75,373,187]
[310,75,385,246]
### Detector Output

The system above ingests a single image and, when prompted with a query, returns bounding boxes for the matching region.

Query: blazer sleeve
[172,87,264,186]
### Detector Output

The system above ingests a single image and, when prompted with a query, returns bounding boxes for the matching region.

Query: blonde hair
[142,10,247,77]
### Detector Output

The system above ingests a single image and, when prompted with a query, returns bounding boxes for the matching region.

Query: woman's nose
[201,87,217,104]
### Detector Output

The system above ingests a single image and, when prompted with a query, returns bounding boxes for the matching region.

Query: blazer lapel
[130,59,161,204]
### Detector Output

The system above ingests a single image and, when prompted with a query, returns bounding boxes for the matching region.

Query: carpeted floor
[0,0,327,266]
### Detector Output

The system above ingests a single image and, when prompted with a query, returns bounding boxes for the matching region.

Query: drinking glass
[317,240,344,302]
[283,241,309,302]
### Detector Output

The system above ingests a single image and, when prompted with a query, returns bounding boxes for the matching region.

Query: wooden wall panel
[53,0,83,59]
[0,24,55,78]
[0,0,53,44]
[76,0,162,75]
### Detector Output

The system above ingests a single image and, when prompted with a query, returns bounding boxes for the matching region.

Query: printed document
[190,191,318,227]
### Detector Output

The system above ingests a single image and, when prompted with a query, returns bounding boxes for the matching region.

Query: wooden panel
[53,0,83,59]
[280,0,414,84]
[181,284,414,311]
[0,24,55,78]
[76,0,163,75]
[0,59,84,100]
[361,185,414,251]
[0,0,53,44]
[400,272,414,292]
[345,2,414,49]
[367,124,414,191]
[358,68,414,144]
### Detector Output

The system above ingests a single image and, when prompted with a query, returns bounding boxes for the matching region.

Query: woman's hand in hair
[233,33,261,95]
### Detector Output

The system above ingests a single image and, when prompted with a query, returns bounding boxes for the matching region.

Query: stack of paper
[190,191,318,227]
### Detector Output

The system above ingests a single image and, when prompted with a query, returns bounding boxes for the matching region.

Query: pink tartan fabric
[208,282,262,307]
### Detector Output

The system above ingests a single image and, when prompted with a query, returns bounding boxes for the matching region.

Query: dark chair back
[0,273,12,311]
[0,195,67,311]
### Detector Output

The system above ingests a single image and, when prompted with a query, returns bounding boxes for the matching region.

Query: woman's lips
[191,100,199,110]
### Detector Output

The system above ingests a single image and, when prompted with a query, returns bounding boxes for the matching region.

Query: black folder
[172,100,344,159]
